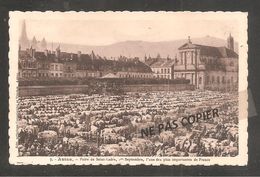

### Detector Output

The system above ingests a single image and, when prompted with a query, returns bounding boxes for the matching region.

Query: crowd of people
[17,90,239,157]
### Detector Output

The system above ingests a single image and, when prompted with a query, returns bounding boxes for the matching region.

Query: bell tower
[227,33,234,51]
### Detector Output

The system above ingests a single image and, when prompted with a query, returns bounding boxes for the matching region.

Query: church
[174,35,238,91]
[19,20,47,51]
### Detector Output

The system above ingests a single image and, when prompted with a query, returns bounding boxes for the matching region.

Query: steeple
[227,33,234,51]
[32,36,37,49]
[19,20,30,50]
[40,37,47,50]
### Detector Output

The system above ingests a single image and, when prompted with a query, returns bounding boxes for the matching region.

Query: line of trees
[19,78,190,86]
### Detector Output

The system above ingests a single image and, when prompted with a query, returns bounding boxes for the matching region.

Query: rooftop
[19,49,153,73]
[178,43,238,58]
[150,59,175,68]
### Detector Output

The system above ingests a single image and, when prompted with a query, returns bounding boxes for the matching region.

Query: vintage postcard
[9,11,248,165]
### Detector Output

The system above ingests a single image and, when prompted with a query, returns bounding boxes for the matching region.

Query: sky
[18,12,241,46]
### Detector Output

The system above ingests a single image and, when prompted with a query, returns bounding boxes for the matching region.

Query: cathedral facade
[174,35,238,91]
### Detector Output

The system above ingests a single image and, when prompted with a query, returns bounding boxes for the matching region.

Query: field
[17,90,239,156]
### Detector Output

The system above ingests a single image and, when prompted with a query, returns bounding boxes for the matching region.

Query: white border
[9,11,248,165]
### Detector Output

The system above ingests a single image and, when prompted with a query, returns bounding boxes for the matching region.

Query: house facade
[150,59,175,79]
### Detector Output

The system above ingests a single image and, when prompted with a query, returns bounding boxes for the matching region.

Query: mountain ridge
[45,36,238,61]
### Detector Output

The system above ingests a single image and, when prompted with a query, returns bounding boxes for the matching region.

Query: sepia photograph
[8,12,248,165]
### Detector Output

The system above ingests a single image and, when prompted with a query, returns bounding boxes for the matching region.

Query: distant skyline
[18,12,240,46]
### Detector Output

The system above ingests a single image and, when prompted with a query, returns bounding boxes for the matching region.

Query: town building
[150,59,175,79]
[18,47,38,78]
[18,46,154,80]
[36,50,51,78]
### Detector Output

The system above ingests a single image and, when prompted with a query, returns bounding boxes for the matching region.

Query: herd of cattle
[17,90,239,157]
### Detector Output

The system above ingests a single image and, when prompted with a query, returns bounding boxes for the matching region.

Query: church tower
[31,36,38,49]
[19,20,30,50]
[40,38,47,50]
[227,33,234,51]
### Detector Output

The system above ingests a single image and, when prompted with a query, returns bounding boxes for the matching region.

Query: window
[191,52,194,64]
[217,76,220,84]
[206,75,209,84]
[222,76,225,83]
[168,68,170,73]
[209,58,213,65]
[212,76,215,83]
[161,69,163,73]
[230,61,234,66]
[199,77,202,84]
[51,73,54,76]
[164,69,167,74]
[55,73,58,77]
[231,77,233,83]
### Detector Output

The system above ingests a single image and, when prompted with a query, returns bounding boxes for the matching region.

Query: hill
[46,36,238,61]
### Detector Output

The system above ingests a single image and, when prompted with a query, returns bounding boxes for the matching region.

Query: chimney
[44,49,48,57]
[167,55,170,61]
[32,49,36,58]
[227,33,234,51]
[55,45,61,58]
[29,46,35,58]
[175,55,178,63]
[77,51,82,62]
